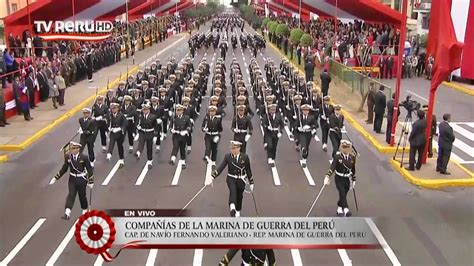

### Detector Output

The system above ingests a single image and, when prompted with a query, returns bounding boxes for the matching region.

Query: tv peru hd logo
[34,20,113,41]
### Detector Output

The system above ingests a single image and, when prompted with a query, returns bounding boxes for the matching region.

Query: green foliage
[268,21,278,34]
[299,33,313,46]
[276,23,290,37]
[289,28,304,44]
[183,3,221,18]
[262,18,270,27]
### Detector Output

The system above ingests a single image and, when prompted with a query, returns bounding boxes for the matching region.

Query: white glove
[203,127,209,132]
[341,126,347,133]
[87,183,94,189]
[298,127,304,132]
[78,128,83,134]
[168,110,173,117]
[250,184,254,192]
[303,125,311,131]
[351,181,356,189]
[233,128,238,133]
[180,130,188,136]
[286,105,291,110]
[267,125,272,130]
[205,178,213,186]
[213,136,220,143]
[311,129,317,135]
[50,177,57,184]
[245,134,251,142]
[277,132,282,138]
[157,118,162,124]
[190,118,194,124]
[324,175,330,185]
[292,115,297,119]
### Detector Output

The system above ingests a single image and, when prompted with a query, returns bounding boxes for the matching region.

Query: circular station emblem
[75,210,116,254]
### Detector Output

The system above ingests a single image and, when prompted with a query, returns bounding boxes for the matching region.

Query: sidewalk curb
[442,81,474,96]
[390,159,474,189]
[0,66,139,152]
[266,40,399,154]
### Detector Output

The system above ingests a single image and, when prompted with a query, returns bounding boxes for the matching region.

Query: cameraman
[407,110,427,171]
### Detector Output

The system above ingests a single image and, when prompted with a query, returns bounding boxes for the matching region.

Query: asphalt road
[0,22,473,266]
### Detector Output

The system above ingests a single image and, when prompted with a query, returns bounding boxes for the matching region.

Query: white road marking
[451,124,474,145]
[135,162,151,186]
[145,249,159,266]
[452,138,474,158]
[246,69,249,74]
[301,163,316,186]
[366,218,401,265]
[284,125,295,142]
[205,162,213,186]
[337,249,353,265]
[1,218,46,265]
[101,161,121,186]
[193,249,203,266]
[271,166,281,186]
[290,249,303,265]
[314,135,321,141]
[407,90,428,102]
[46,220,78,266]
[463,122,474,129]
[171,160,185,186]
[93,251,105,265]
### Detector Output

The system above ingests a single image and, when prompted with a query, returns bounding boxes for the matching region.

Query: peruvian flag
[423,0,464,162]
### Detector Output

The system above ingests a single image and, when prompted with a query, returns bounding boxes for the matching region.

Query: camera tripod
[393,112,413,167]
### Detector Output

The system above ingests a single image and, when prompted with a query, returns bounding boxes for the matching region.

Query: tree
[268,21,278,34]
[262,18,270,27]
[276,24,290,37]
[299,33,313,46]
[289,28,304,44]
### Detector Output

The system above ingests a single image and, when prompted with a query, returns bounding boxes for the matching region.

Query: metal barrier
[328,58,393,100]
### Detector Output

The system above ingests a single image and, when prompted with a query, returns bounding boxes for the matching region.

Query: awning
[97,0,148,20]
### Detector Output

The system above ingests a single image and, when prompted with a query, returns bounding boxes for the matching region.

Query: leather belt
[335,171,351,178]
[206,131,220,135]
[70,173,86,178]
[228,174,246,180]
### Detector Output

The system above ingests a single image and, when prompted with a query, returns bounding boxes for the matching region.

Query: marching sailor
[231,105,253,153]
[169,104,192,169]
[122,95,138,153]
[51,142,94,220]
[219,249,276,266]
[297,104,318,167]
[210,141,253,217]
[150,96,165,152]
[91,95,109,153]
[320,95,334,152]
[202,105,223,167]
[78,108,98,167]
[107,103,127,167]
[329,104,345,159]
[324,140,356,217]
[262,104,284,167]
[135,104,160,169]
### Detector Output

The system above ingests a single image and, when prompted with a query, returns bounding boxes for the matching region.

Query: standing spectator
[320,69,331,96]
[373,85,386,133]
[304,58,315,82]
[385,55,394,79]
[437,113,455,175]
[386,93,399,144]
[25,70,37,109]
[14,76,32,121]
[366,83,376,124]
[422,105,437,158]
[406,110,426,171]
[86,49,94,82]
[289,42,294,60]
[296,45,302,65]
[48,72,59,109]
[378,55,385,79]
[36,66,49,102]
[3,49,14,83]
[54,71,66,106]
[33,35,43,58]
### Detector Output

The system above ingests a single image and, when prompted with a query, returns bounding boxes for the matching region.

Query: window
[422,14,430,30]
[11,3,18,12]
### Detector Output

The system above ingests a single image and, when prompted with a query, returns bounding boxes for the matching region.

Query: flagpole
[389,0,408,146]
